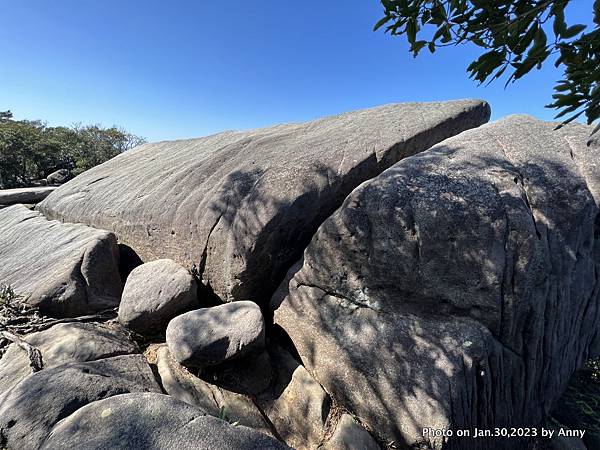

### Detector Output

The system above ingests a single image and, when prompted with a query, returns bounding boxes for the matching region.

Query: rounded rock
[166,301,265,367]
[118,259,197,335]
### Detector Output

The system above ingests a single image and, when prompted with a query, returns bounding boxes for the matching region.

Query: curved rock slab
[41,392,290,449]
[0,204,122,317]
[272,116,600,449]
[0,186,56,206]
[0,322,138,395]
[38,101,490,304]
[0,354,160,449]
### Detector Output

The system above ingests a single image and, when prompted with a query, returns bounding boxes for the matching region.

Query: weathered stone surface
[257,345,330,449]
[0,204,122,317]
[38,101,490,305]
[118,259,198,334]
[46,168,72,185]
[156,345,273,436]
[0,354,160,449]
[201,350,273,395]
[272,117,600,449]
[40,392,290,449]
[0,186,56,205]
[167,301,265,367]
[0,322,138,395]
[321,414,380,450]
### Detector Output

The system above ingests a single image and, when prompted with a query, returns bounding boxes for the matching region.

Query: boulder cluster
[1,100,599,450]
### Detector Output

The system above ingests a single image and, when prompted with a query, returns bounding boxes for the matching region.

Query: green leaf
[411,40,428,56]
[381,0,396,12]
[374,15,393,31]
[562,24,587,39]
[553,8,567,37]
[406,19,417,43]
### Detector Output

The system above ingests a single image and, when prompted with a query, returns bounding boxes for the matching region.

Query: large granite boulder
[0,205,122,317]
[0,322,138,395]
[272,116,600,449]
[118,259,198,335]
[38,100,490,304]
[40,392,290,449]
[0,354,160,449]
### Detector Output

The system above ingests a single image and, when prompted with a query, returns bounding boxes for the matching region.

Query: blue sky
[0,1,593,142]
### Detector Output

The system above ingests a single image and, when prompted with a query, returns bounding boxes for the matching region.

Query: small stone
[118,259,198,335]
[166,301,265,367]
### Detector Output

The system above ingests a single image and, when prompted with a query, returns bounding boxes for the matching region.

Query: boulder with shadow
[118,258,198,335]
[0,354,160,449]
[273,116,600,449]
[37,100,490,306]
[0,322,138,396]
[0,204,122,317]
[166,301,265,367]
[40,392,290,449]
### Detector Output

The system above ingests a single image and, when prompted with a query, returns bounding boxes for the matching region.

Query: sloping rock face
[272,116,600,449]
[0,205,122,316]
[0,355,161,449]
[0,322,138,395]
[40,393,290,450]
[38,100,490,304]
[0,186,56,206]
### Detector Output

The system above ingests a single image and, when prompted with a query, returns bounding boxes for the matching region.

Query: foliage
[217,406,239,426]
[375,0,600,135]
[0,112,145,189]
[0,284,18,305]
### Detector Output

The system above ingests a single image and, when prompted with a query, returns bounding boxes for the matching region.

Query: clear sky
[0,1,593,142]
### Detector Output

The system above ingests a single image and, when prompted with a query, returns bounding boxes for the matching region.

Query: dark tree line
[0,110,145,189]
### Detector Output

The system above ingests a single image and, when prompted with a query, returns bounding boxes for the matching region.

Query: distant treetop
[0,112,146,189]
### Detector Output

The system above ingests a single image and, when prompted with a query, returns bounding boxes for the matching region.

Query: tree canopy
[0,111,145,189]
[375,0,600,135]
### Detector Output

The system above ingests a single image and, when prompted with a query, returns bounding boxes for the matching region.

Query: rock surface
[0,354,160,449]
[257,345,330,449]
[272,116,600,449]
[40,392,290,449]
[118,259,198,334]
[167,301,265,367]
[46,168,72,185]
[0,322,138,395]
[0,186,56,205]
[38,100,490,304]
[0,204,123,317]
[321,413,380,450]
[155,346,273,436]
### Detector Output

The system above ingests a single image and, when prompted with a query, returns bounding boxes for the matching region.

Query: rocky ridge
[1,102,598,450]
